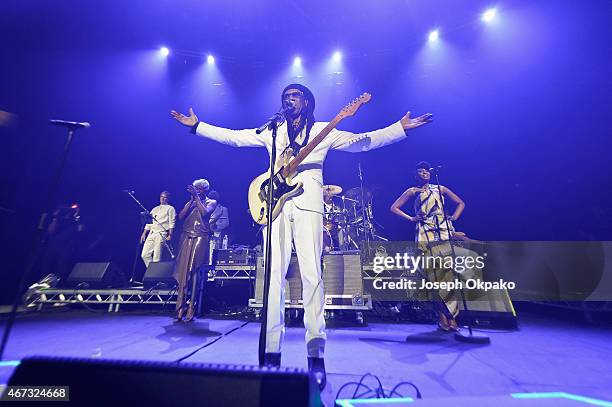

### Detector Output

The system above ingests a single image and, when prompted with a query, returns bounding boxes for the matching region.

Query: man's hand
[187,185,197,196]
[171,107,199,127]
[166,233,172,241]
[140,233,147,244]
[401,112,433,130]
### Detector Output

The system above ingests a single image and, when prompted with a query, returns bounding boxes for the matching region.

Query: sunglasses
[282,90,304,100]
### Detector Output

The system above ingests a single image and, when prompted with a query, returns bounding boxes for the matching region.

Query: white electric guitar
[247,93,372,225]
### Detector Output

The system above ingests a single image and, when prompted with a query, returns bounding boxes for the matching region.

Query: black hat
[415,161,431,171]
[282,83,315,112]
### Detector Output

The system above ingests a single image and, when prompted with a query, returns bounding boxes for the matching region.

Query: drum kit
[322,184,386,252]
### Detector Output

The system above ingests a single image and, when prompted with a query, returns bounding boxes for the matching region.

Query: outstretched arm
[329,112,432,152]
[171,107,267,147]
[442,186,465,221]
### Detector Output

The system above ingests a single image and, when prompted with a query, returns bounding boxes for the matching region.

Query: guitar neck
[282,116,341,177]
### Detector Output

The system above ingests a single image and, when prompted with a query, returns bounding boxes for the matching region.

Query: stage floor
[1,308,611,406]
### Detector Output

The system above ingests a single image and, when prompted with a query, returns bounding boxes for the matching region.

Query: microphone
[256,103,293,134]
[123,190,135,194]
[50,119,91,129]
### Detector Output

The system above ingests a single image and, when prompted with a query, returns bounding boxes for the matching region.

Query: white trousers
[141,231,166,268]
[264,200,326,358]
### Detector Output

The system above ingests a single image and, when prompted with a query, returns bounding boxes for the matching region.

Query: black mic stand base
[454,330,491,344]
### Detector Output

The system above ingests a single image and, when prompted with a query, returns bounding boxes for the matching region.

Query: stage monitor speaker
[65,262,126,288]
[6,356,320,407]
[143,261,177,289]
[457,288,518,330]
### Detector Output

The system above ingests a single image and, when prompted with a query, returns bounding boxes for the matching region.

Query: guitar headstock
[337,93,372,119]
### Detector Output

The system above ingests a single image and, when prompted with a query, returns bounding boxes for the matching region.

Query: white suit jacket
[195,120,407,214]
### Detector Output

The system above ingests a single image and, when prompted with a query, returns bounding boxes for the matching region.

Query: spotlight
[332,51,342,62]
[207,55,215,64]
[482,8,497,23]
[428,30,439,42]
[160,47,170,57]
[293,56,302,67]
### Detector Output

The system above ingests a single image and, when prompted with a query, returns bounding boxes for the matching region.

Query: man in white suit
[171,84,432,390]
[140,191,176,268]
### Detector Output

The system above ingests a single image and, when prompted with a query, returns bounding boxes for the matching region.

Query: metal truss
[32,289,177,312]
[211,265,256,280]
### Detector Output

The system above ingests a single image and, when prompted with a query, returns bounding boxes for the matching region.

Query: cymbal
[344,186,373,203]
[323,185,343,196]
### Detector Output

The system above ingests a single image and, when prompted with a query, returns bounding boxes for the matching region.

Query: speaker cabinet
[143,261,177,289]
[65,262,126,288]
[6,356,320,407]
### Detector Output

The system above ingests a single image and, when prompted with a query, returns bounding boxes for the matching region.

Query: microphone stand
[0,125,82,361]
[357,163,371,255]
[257,112,283,367]
[431,168,489,344]
[129,211,149,286]
[124,191,176,284]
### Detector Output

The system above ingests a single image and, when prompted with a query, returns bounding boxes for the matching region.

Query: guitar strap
[287,117,311,157]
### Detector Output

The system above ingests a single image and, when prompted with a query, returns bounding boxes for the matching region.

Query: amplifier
[214,248,255,266]
[359,241,421,267]
[251,252,370,310]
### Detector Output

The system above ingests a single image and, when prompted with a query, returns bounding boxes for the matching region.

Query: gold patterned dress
[414,184,454,244]
[173,203,211,320]
[414,184,459,320]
